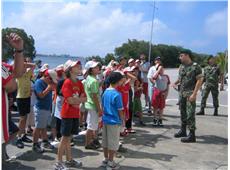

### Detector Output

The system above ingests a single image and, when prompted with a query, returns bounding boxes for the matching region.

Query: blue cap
[154,56,161,61]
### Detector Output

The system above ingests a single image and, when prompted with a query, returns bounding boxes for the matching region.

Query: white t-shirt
[140,62,150,83]
[147,65,156,79]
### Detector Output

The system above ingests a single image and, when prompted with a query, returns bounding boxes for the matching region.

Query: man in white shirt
[139,54,150,108]
[147,57,162,113]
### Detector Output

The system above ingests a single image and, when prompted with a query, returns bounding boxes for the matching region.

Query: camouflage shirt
[203,65,220,88]
[179,62,203,97]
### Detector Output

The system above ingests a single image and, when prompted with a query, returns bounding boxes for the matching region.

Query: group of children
[5,55,170,170]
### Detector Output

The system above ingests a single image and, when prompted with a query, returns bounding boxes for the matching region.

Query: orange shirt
[61,78,86,118]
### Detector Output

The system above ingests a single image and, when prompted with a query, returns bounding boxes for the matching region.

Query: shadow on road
[196,135,228,145]
[2,161,36,170]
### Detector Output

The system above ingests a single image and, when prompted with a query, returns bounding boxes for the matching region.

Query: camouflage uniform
[179,62,203,131]
[200,65,220,110]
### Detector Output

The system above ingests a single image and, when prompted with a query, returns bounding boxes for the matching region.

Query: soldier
[172,49,203,143]
[196,56,220,116]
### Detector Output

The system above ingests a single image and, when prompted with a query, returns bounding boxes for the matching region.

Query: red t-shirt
[2,64,13,143]
[116,81,130,120]
[61,78,86,118]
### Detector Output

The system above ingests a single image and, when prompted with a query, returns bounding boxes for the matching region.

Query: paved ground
[3,69,228,170]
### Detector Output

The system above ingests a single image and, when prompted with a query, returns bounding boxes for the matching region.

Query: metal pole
[148,0,156,63]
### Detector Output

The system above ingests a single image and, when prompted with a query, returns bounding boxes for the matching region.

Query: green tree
[86,55,105,65]
[2,27,36,61]
[114,39,210,68]
[104,53,115,65]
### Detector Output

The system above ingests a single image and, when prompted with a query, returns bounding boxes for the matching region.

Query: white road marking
[166,99,228,108]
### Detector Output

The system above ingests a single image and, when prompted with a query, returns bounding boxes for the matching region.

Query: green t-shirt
[84,75,100,110]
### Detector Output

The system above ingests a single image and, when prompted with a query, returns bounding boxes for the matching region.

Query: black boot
[174,125,187,138]
[213,108,218,116]
[196,108,205,115]
[181,130,196,143]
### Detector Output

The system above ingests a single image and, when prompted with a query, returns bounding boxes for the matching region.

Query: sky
[2,0,228,57]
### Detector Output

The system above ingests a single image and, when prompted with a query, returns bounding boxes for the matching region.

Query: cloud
[174,1,196,13]
[3,1,175,57]
[204,8,227,37]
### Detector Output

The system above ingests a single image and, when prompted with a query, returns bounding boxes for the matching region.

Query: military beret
[180,49,192,58]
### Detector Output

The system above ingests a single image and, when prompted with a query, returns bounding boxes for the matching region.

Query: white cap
[85,61,99,71]
[55,64,64,71]
[135,59,140,63]
[82,69,88,76]
[128,58,134,64]
[45,69,58,84]
[63,60,81,71]
[40,63,49,73]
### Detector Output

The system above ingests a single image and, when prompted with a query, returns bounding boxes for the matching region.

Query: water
[34,55,86,69]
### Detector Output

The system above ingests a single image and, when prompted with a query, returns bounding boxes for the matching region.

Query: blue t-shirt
[102,88,123,125]
[34,79,52,111]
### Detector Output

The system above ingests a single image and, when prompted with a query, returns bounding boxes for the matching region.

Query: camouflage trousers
[201,85,219,109]
[180,96,196,131]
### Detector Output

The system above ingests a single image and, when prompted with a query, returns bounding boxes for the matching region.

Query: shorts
[133,98,142,113]
[16,98,31,116]
[26,106,35,127]
[86,109,99,131]
[61,118,79,137]
[152,88,166,110]
[102,124,121,151]
[142,82,148,96]
[48,103,56,128]
[34,107,51,129]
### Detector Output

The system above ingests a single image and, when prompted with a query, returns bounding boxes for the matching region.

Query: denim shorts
[34,107,51,129]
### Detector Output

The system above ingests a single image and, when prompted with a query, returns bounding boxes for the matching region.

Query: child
[84,60,102,149]
[101,71,124,170]
[55,60,86,169]
[133,73,146,126]
[152,68,170,126]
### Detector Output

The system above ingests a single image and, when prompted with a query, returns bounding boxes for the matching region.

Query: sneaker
[152,118,157,126]
[101,158,108,167]
[41,140,55,149]
[148,110,152,116]
[93,139,101,148]
[32,143,44,153]
[54,137,61,142]
[85,143,98,150]
[157,119,163,127]
[126,128,136,134]
[65,159,82,168]
[21,134,32,143]
[106,161,120,170]
[115,152,122,158]
[54,162,69,170]
[16,138,24,149]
